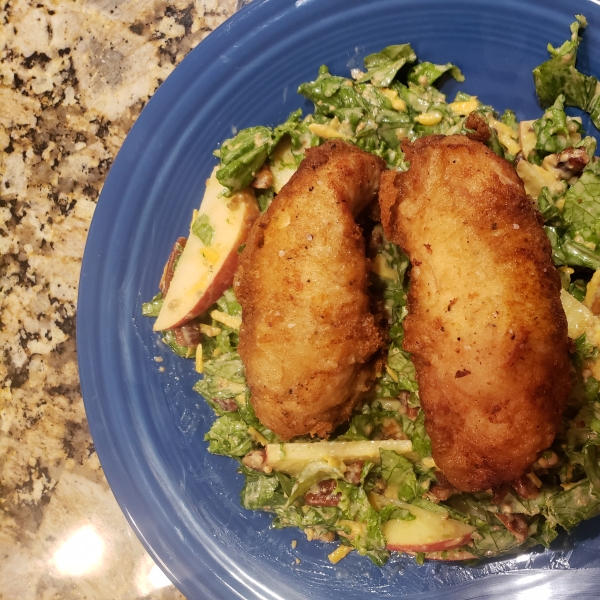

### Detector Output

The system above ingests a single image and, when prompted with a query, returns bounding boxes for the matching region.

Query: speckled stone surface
[0,0,238,596]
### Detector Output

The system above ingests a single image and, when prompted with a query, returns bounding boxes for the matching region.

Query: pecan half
[304,479,341,507]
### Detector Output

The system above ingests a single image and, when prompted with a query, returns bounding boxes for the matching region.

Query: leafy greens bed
[143,16,600,565]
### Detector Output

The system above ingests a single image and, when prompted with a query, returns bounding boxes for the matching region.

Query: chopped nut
[304,479,341,507]
[511,473,539,499]
[380,418,406,440]
[546,146,590,181]
[429,483,457,501]
[251,164,273,189]
[496,513,529,543]
[242,449,271,473]
[343,461,364,485]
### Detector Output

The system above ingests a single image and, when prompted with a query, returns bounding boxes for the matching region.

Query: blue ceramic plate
[78,0,600,597]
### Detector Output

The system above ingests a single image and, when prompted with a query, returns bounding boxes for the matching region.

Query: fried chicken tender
[379,134,571,492]
[235,141,386,439]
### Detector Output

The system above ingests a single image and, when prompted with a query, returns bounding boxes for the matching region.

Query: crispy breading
[379,135,571,492]
[235,141,386,439]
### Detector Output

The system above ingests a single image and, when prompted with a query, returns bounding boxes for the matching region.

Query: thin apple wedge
[154,168,260,331]
[383,503,475,553]
[265,440,412,477]
[270,136,299,193]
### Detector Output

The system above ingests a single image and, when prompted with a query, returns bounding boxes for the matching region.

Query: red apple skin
[154,187,260,331]
[385,531,473,553]
[165,232,250,329]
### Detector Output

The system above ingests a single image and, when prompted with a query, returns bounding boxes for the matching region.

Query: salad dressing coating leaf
[205,413,255,456]
[216,126,273,191]
[356,44,417,87]
[216,110,308,193]
[548,480,600,530]
[407,62,464,87]
[533,95,574,155]
[533,15,600,130]
[380,450,419,502]
[545,161,600,269]
[563,161,600,240]
[242,473,282,510]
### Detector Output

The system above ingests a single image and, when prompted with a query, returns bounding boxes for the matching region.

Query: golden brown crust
[235,141,386,439]
[379,135,571,492]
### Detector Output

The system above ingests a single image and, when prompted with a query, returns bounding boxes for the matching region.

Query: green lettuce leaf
[380,450,418,501]
[407,62,464,87]
[541,161,600,269]
[216,126,272,191]
[205,413,254,456]
[467,524,527,557]
[584,445,600,495]
[194,351,248,412]
[357,44,417,87]
[202,351,245,384]
[241,473,283,510]
[533,16,596,108]
[191,213,215,246]
[142,292,163,317]
[566,399,600,450]
[538,187,566,226]
[500,108,519,132]
[335,480,389,565]
[533,95,571,154]
[272,504,340,530]
[548,479,600,530]
[409,411,432,460]
[216,288,241,317]
[543,225,600,270]
[256,188,274,213]
[387,343,418,392]
[215,111,306,193]
[378,505,416,522]
[563,161,600,231]
[529,518,559,548]
[532,15,600,129]
[337,406,400,441]
[161,329,195,358]
[572,334,600,371]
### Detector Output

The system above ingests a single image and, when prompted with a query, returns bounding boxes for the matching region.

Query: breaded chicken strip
[379,135,571,492]
[235,141,386,439]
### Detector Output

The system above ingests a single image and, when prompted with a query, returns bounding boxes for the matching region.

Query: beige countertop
[0,0,240,596]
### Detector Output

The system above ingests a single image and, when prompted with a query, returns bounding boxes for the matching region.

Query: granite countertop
[0,0,241,596]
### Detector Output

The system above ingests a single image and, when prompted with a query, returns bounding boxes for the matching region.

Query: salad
[143,16,600,565]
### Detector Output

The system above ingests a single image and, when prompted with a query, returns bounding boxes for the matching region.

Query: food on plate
[262,439,412,476]
[379,501,476,553]
[153,168,259,331]
[143,17,600,566]
[234,141,386,439]
[379,133,571,492]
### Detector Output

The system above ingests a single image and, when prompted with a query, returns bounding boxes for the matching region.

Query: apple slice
[265,440,412,477]
[270,135,301,193]
[383,503,475,553]
[154,168,260,331]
